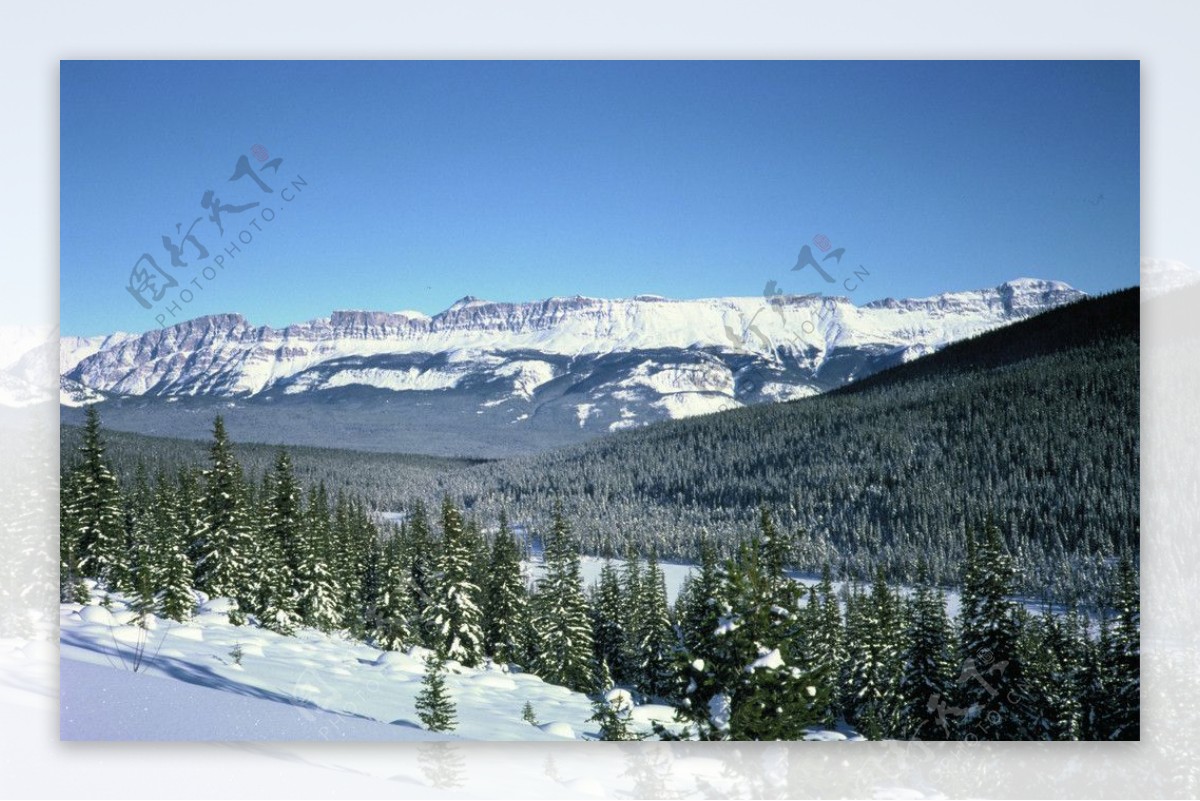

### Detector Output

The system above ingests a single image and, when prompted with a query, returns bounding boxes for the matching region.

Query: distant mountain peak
[60,279,1087,432]
[448,295,489,310]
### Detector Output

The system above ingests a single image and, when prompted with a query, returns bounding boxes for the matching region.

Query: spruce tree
[591,559,625,683]
[68,405,126,589]
[482,509,530,665]
[372,532,416,650]
[669,512,824,741]
[295,483,343,632]
[194,416,254,624]
[422,498,485,666]
[125,463,156,597]
[406,500,435,630]
[415,652,458,732]
[898,563,956,739]
[618,542,645,685]
[810,564,845,727]
[958,520,1038,739]
[258,451,301,633]
[154,470,195,622]
[589,693,642,741]
[1099,552,1139,740]
[532,504,595,691]
[58,469,89,604]
[633,548,676,699]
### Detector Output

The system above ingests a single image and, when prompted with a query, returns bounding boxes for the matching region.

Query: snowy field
[58,586,686,742]
[58,579,861,742]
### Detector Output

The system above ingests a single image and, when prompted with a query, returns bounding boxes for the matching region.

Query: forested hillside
[424,289,1139,602]
[63,289,1138,603]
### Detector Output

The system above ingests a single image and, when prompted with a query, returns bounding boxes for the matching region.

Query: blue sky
[61,60,1139,336]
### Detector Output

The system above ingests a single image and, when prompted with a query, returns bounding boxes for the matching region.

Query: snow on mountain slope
[58,280,1085,451]
[59,332,135,374]
[59,587,637,741]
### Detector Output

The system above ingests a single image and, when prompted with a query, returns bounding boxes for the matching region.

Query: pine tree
[372,532,416,650]
[669,512,825,741]
[843,568,905,739]
[532,504,595,692]
[633,548,676,699]
[194,417,254,624]
[414,652,457,732]
[153,470,195,622]
[67,405,126,589]
[591,559,625,683]
[422,498,485,666]
[898,563,956,739]
[257,451,301,633]
[406,500,435,632]
[618,542,645,685]
[1098,552,1139,740]
[482,509,530,665]
[678,537,723,659]
[330,491,367,635]
[590,693,642,741]
[958,520,1038,739]
[125,463,156,597]
[295,483,343,632]
[809,564,845,727]
[58,469,89,604]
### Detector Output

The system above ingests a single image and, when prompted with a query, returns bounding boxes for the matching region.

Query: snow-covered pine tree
[295,483,343,632]
[589,692,641,741]
[1020,604,1085,741]
[634,548,676,699]
[68,405,126,589]
[898,562,956,739]
[353,502,383,635]
[422,498,485,667]
[809,563,845,727]
[256,450,301,633]
[958,520,1039,739]
[668,512,825,741]
[532,504,595,692]
[58,468,89,604]
[152,470,195,622]
[1099,551,1139,740]
[724,517,825,741]
[590,559,625,684]
[405,500,435,631]
[843,568,905,740]
[372,531,415,650]
[618,541,644,686]
[482,509,530,666]
[414,652,457,732]
[329,491,367,635]
[194,416,255,625]
[125,463,156,597]
[677,537,723,658]
[463,516,490,601]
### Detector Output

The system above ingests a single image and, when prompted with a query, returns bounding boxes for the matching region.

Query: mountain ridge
[59,278,1087,456]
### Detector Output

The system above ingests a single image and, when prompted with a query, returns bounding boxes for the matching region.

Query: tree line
[60,405,1138,740]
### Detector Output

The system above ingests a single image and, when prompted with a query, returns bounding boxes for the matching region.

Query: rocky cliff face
[58,278,1087,454]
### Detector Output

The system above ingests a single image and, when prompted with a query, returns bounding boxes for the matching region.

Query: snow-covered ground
[58,587,687,742]
[59,580,863,743]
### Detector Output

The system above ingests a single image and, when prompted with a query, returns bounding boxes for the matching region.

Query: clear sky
[61,60,1139,336]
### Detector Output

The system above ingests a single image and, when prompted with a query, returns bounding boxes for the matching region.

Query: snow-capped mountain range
[59,278,1085,456]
